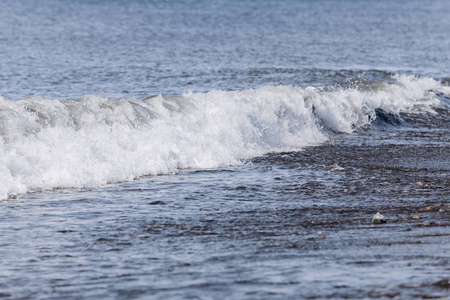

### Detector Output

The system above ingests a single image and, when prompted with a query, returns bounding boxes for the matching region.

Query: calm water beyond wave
[1,0,449,299]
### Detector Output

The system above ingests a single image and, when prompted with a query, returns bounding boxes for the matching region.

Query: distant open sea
[1,0,449,299]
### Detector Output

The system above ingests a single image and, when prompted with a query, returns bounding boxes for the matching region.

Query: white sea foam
[0,75,445,199]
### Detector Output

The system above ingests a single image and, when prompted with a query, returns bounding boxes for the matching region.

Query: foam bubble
[0,75,443,199]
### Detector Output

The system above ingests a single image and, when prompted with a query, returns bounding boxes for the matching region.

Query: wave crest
[0,75,445,199]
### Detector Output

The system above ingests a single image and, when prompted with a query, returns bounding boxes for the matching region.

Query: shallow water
[1,120,449,299]
[1,0,449,299]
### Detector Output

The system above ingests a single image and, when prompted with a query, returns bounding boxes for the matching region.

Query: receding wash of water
[0,0,449,299]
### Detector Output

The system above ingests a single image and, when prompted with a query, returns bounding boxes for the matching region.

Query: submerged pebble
[418,206,434,212]
[433,279,450,288]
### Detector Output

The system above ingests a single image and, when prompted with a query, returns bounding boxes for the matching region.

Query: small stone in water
[412,214,421,220]
[372,212,386,224]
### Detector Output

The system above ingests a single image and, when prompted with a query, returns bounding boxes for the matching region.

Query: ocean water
[1,0,449,299]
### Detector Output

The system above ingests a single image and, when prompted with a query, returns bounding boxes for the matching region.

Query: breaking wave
[0,75,447,199]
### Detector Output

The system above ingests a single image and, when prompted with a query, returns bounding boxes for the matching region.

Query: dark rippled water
[1,0,449,299]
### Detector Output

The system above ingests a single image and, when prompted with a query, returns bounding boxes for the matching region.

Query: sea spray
[0,75,446,199]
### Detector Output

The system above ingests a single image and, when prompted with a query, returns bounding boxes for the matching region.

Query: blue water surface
[1,0,449,99]
[0,1,449,299]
